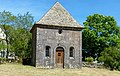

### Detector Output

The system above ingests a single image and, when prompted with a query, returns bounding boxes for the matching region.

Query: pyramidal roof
[36,2,82,27]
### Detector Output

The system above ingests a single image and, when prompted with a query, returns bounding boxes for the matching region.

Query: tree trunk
[5,34,9,59]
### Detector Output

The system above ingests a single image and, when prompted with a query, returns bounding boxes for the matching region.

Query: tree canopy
[0,11,34,59]
[82,14,120,59]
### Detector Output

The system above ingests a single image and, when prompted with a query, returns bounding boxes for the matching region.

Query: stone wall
[34,27,82,68]
[31,28,37,66]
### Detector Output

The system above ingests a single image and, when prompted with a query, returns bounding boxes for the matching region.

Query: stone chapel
[30,2,84,68]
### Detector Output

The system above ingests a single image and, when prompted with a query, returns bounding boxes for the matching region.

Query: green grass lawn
[0,63,120,76]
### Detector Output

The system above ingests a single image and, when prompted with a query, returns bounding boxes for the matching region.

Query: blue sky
[0,0,120,26]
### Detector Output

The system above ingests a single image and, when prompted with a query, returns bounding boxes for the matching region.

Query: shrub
[17,58,23,63]
[85,57,94,64]
[99,47,120,70]
[0,57,6,64]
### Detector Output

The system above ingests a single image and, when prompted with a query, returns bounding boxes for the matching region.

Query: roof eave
[30,24,84,33]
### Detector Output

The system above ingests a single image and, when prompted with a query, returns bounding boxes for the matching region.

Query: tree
[0,11,16,58]
[10,12,34,59]
[0,38,6,51]
[116,27,120,48]
[82,14,119,59]
[0,11,34,61]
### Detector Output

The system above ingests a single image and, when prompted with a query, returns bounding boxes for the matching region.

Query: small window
[46,46,50,57]
[69,47,74,57]
[58,29,62,34]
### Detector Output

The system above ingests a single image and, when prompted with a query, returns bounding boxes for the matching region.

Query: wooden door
[56,49,64,68]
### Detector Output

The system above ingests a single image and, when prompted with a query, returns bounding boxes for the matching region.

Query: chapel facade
[30,2,84,68]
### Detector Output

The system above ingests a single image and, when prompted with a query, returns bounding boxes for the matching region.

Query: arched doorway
[56,47,64,68]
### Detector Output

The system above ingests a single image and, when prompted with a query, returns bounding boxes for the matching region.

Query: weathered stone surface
[31,2,83,69]
[31,27,82,68]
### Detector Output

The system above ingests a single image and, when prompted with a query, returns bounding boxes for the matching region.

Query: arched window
[45,46,50,57]
[69,47,74,57]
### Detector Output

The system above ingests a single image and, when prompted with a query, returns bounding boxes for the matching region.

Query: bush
[0,57,6,64]
[17,58,23,63]
[85,57,94,64]
[99,47,120,70]
[22,58,31,65]
[118,66,120,71]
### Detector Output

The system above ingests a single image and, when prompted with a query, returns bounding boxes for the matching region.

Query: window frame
[45,46,50,57]
[69,47,74,57]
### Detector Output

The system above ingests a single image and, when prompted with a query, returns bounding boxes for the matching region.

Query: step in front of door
[56,64,63,68]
